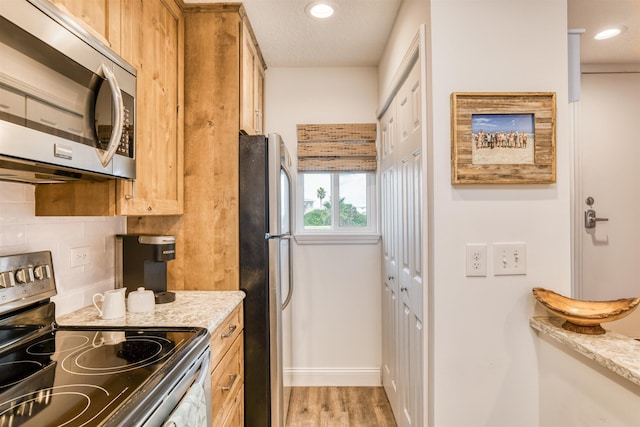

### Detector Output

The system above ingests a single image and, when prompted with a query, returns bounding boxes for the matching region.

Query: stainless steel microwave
[0,0,136,184]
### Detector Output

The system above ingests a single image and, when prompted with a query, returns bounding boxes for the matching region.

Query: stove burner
[62,335,176,375]
[26,335,89,356]
[0,384,126,427]
[0,361,44,389]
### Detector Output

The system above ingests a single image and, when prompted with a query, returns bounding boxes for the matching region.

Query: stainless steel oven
[0,251,211,427]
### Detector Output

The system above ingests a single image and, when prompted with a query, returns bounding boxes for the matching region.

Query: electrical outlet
[465,243,487,277]
[493,242,526,275]
[70,246,90,268]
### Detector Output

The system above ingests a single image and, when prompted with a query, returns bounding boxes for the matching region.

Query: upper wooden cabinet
[240,18,265,135]
[49,0,120,50]
[35,0,184,216]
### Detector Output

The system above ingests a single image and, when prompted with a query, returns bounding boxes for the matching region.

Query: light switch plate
[493,242,526,275]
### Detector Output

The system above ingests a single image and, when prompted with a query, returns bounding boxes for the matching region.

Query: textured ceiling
[568,0,640,65]
[185,1,639,67]
[184,0,402,67]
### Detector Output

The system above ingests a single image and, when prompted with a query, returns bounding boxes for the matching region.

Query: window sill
[294,234,381,245]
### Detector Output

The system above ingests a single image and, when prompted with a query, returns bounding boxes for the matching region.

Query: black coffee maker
[116,234,176,304]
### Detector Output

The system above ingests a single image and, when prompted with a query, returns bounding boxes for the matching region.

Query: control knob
[33,265,49,280]
[15,268,33,284]
[0,272,14,288]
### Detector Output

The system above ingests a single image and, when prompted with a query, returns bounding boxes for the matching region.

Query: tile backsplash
[0,182,125,317]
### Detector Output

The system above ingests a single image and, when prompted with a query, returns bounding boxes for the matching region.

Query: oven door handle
[135,346,212,427]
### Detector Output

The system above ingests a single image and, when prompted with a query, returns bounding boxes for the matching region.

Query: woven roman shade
[297,123,377,172]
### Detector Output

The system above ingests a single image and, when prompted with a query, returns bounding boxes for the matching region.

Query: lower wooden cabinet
[222,385,244,427]
[210,304,244,427]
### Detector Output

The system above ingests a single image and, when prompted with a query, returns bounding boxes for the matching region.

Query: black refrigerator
[239,133,293,427]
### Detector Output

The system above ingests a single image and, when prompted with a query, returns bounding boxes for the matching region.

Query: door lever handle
[585,209,608,229]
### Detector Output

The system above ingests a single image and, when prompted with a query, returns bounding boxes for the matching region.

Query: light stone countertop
[530,316,640,387]
[57,291,245,334]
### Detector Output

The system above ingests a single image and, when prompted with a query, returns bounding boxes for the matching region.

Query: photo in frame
[451,92,556,184]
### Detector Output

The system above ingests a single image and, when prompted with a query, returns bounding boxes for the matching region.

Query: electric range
[0,251,210,427]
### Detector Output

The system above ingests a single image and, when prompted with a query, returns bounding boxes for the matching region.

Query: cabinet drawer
[210,304,243,369]
[211,331,244,427]
[221,385,244,427]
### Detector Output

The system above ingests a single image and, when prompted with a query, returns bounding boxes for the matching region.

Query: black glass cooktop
[0,327,201,426]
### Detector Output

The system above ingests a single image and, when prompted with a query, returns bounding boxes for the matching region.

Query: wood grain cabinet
[112,4,266,291]
[240,19,265,135]
[48,0,120,50]
[35,0,184,216]
[210,304,244,427]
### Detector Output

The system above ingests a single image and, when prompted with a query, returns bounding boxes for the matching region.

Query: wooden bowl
[532,287,640,335]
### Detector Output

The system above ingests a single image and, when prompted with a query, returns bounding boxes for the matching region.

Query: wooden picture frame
[451,92,556,184]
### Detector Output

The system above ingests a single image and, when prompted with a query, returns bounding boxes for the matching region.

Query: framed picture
[451,92,556,184]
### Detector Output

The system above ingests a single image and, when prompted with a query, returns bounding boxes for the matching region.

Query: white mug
[92,288,126,320]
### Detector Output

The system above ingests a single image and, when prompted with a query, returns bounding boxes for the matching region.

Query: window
[295,123,379,241]
[298,171,376,234]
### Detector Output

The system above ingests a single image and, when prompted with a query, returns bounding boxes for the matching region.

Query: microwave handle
[96,63,124,168]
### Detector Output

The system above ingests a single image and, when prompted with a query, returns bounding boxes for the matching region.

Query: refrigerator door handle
[282,238,294,310]
[265,233,293,240]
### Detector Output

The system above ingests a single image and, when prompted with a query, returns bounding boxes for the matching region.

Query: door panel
[578,73,640,302]
[380,52,426,425]
[380,99,399,413]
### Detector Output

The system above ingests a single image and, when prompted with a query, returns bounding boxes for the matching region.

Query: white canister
[127,287,156,313]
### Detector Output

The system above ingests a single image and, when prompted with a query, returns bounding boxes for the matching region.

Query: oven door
[140,345,212,427]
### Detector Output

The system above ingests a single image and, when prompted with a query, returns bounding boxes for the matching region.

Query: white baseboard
[286,367,382,387]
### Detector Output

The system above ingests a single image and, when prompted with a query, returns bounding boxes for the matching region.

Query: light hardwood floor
[286,387,397,427]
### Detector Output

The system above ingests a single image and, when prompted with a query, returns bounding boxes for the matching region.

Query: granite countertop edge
[530,316,640,388]
[57,290,246,334]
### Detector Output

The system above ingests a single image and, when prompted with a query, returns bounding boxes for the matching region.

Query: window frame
[295,171,379,244]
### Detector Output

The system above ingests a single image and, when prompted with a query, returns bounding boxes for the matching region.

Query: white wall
[0,182,124,317]
[377,0,429,107]
[265,67,383,385]
[430,1,571,425]
[379,0,572,425]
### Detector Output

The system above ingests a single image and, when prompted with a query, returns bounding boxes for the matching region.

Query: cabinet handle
[221,324,237,338]
[221,373,238,391]
[400,286,408,292]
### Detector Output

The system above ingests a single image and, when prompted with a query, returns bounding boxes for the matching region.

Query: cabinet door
[240,21,265,136]
[50,0,120,50]
[254,61,264,135]
[240,22,255,135]
[117,0,184,215]
[35,0,184,217]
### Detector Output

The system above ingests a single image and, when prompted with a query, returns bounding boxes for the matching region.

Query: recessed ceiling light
[306,2,335,19]
[594,27,625,40]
